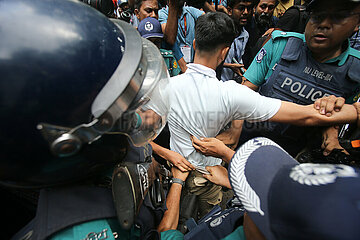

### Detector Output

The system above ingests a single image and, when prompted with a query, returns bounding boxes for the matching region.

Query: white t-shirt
[154,63,281,167]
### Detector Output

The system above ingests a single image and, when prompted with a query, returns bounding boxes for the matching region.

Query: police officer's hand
[202,165,231,189]
[168,151,195,172]
[322,126,349,156]
[314,95,345,117]
[171,166,189,182]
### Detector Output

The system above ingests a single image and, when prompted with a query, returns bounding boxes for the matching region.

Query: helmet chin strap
[37,108,143,158]
[37,119,102,158]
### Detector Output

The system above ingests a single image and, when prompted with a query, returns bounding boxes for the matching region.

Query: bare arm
[177,57,188,73]
[203,165,232,189]
[191,136,235,164]
[222,63,245,77]
[270,101,358,126]
[321,126,348,156]
[157,167,189,232]
[242,79,259,91]
[216,120,243,150]
[150,141,195,171]
[202,1,216,12]
[157,183,182,232]
[162,0,179,46]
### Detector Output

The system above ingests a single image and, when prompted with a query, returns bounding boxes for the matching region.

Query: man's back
[166,64,281,167]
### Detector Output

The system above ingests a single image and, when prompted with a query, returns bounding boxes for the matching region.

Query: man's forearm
[271,101,358,126]
[242,79,259,91]
[301,104,357,126]
[150,141,171,161]
[163,0,179,45]
[221,147,236,164]
[157,183,183,232]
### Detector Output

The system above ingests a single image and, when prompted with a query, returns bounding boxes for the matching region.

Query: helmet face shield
[117,38,170,146]
[39,19,170,157]
[92,21,170,146]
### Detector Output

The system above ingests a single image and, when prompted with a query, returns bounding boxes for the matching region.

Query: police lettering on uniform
[280,77,329,102]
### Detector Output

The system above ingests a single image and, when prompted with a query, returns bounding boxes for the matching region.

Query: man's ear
[193,39,196,51]
[355,21,360,33]
[220,46,230,62]
[134,8,140,19]
[227,7,232,16]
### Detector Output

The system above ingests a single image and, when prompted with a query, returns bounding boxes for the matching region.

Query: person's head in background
[193,12,237,68]
[134,0,159,21]
[138,17,164,48]
[254,0,278,28]
[227,0,256,30]
[305,0,360,62]
[118,0,130,12]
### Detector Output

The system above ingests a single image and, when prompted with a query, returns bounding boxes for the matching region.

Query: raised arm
[162,0,179,46]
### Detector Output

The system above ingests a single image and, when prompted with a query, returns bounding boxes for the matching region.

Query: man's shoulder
[183,6,204,17]
[349,47,360,60]
[271,30,305,41]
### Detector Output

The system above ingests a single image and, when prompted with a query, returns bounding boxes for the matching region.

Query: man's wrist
[171,177,185,187]
[222,147,235,163]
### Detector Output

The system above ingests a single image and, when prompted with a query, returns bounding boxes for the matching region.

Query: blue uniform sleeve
[243,40,275,86]
[188,6,204,19]
[160,230,184,239]
[244,36,287,86]
[158,7,169,24]
[172,41,184,61]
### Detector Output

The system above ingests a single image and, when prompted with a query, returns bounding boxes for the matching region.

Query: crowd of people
[1,0,360,239]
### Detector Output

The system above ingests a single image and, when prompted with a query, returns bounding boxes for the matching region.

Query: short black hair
[227,0,258,9]
[195,12,237,52]
[134,0,143,10]
[134,0,158,10]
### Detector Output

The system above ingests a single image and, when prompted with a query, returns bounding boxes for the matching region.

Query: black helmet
[0,0,169,188]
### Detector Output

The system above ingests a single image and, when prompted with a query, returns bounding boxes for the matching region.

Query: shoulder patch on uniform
[256,48,267,63]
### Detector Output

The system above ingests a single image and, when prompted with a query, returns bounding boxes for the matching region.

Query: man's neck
[193,53,219,70]
[311,43,346,63]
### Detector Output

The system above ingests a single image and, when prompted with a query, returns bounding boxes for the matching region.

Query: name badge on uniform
[256,48,267,63]
[181,45,191,63]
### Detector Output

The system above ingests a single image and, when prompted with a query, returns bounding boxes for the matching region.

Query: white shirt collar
[186,63,217,78]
